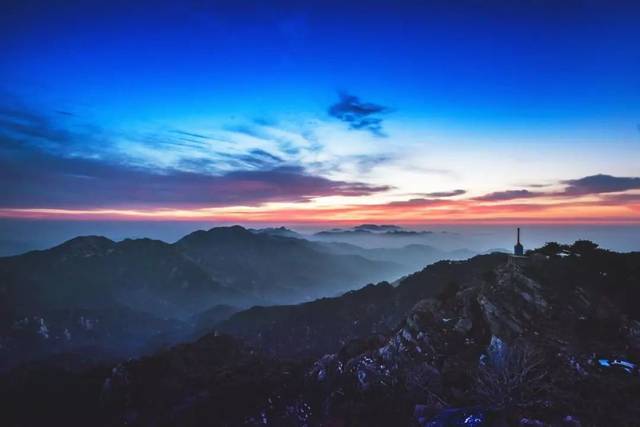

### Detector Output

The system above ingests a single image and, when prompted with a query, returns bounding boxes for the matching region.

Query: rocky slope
[308,252,640,425]
[218,253,507,359]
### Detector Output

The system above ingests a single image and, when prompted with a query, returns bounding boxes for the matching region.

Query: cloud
[474,174,640,202]
[475,189,540,201]
[170,129,209,139]
[0,102,390,209]
[0,145,391,209]
[223,121,319,158]
[602,193,640,203]
[560,174,640,195]
[386,198,454,208]
[181,149,284,172]
[0,105,77,151]
[422,189,466,198]
[224,123,270,140]
[328,92,390,136]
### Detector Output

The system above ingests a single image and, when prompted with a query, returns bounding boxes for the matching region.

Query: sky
[1,0,640,226]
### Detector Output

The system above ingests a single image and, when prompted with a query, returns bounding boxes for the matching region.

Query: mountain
[0,333,309,427]
[353,224,405,232]
[0,226,405,370]
[314,223,431,237]
[0,226,412,315]
[316,241,477,275]
[0,306,190,372]
[0,235,249,370]
[249,226,305,239]
[0,235,248,318]
[3,242,639,426]
[311,224,465,250]
[189,304,242,338]
[301,244,640,425]
[175,225,404,303]
[218,253,505,359]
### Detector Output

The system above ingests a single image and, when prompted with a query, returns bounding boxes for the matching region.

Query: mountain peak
[249,227,302,239]
[53,235,115,255]
[176,226,252,246]
[209,225,248,233]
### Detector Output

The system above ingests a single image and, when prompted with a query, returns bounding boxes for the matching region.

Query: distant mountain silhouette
[174,225,403,303]
[310,223,463,250]
[248,226,305,239]
[315,241,476,274]
[0,235,246,318]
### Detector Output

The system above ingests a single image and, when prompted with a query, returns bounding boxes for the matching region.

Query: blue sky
[1,0,639,223]
[4,0,640,126]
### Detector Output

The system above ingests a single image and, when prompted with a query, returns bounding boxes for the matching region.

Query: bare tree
[475,338,549,409]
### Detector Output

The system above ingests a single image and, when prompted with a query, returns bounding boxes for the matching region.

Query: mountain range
[0,225,475,370]
[2,241,638,426]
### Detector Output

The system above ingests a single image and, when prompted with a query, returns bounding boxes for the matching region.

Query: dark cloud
[328,92,390,136]
[422,189,466,198]
[0,105,75,150]
[475,174,640,202]
[0,103,113,163]
[560,174,640,196]
[475,189,540,201]
[0,103,282,176]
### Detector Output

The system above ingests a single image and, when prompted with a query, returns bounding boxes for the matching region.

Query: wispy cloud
[475,189,540,201]
[386,198,454,208]
[2,98,639,223]
[0,102,391,209]
[475,175,640,202]
[170,129,210,139]
[422,189,466,198]
[0,146,391,209]
[328,92,391,137]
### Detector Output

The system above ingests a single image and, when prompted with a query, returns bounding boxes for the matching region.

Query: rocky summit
[1,242,639,426]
